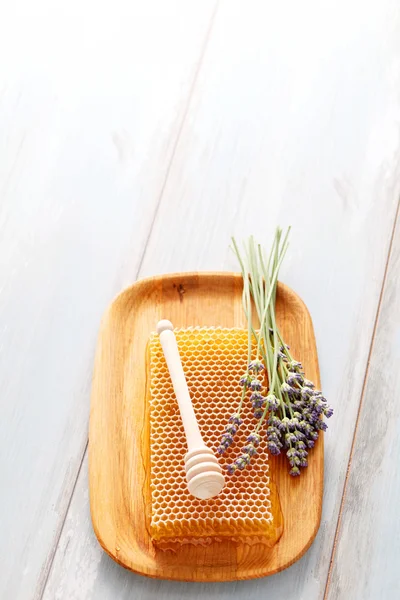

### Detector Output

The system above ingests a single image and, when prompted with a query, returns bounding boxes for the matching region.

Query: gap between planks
[323,195,400,600]
[135,0,220,278]
[35,441,89,600]
[38,5,219,600]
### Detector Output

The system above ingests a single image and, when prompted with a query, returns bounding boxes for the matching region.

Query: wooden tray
[89,272,323,581]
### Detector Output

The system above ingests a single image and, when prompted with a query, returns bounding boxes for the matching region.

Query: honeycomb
[146,327,283,550]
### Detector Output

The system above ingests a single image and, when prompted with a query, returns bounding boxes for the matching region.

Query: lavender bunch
[221,228,333,476]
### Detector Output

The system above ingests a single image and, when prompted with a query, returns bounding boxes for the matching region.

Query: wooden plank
[43,0,400,598]
[0,3,217,599]
[326,207,400,599]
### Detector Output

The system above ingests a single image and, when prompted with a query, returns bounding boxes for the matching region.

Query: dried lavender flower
[280,382,293,394]
[266,394,280,411]
[229,414,242,425]
[235,453,252,470]
[247,432,261,446]
[288,360,303,371]
[301,387,313,399]
[248,359,264,373]
[286,372,303,386]
[223,231,333,477]
[239,373,253,387]
[243,443,257,457]
[267,441,281,455]
[250,379,262,391]
[303,378,315,388]
[225,423,237,435]
[218,413,243,455]
[253,407,264,419]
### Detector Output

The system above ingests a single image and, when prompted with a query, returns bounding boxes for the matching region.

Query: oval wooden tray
[89,272,323,581]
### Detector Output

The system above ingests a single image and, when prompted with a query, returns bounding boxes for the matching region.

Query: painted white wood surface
[41,1,400,599]
[1,0,400,598]
[326,210,400,598]
[0,2,217,599]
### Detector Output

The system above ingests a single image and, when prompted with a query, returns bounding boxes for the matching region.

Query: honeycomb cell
[147,326,282,550]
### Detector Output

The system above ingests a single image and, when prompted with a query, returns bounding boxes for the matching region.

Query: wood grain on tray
[89,272,323,581]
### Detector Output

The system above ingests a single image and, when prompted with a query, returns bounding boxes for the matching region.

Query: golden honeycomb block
[147,327,283,550]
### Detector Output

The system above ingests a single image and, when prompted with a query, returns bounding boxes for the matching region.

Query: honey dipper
[156,320,225,500]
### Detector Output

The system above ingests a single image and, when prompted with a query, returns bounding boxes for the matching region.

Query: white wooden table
[1,1,399,598]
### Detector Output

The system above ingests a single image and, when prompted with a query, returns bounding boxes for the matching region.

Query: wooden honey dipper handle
[156,320,225,500]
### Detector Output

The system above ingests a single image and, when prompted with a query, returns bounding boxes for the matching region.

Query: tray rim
[89,271,323,581]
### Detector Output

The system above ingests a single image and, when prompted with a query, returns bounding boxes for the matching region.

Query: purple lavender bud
[297,440,306,450]
[226,464,237,475]
[239,374,252,387]
[267,441,281,455]
[290,466,301,476]
[278,351,287,360]
[299,458,308,467]
[217,445,226,455]
[285,432,297,444]
[309,430,319,441]
[314,399,325,414]
[307,397,316,409]
[306,439,315,448]
[248,359,264,373]
[315,420,328,432]
[234,457,247,470]
[243,444,257,457]
[247,432,261,446]
[221,433,234,446]
[267,426,280,439]
[287,372,303,386]
[281,382,293,394]
[269,415,281,427]
[301,387,313,399]
[281,416,290,430]
[229,414,243,426]
[253,407,264,419]
[315,394,327,403]
[324,405,334,418]
[294,399,306,408]
[288,360,303,371]
[266,394,280,411]
[250,379,262,391]
[226,423,237,435]
[303,408,314,422]
[252,398,265,409]
[297,420,308,431]
[242,453,252,465]
[303,379,315,389]
[250,391,263,401]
